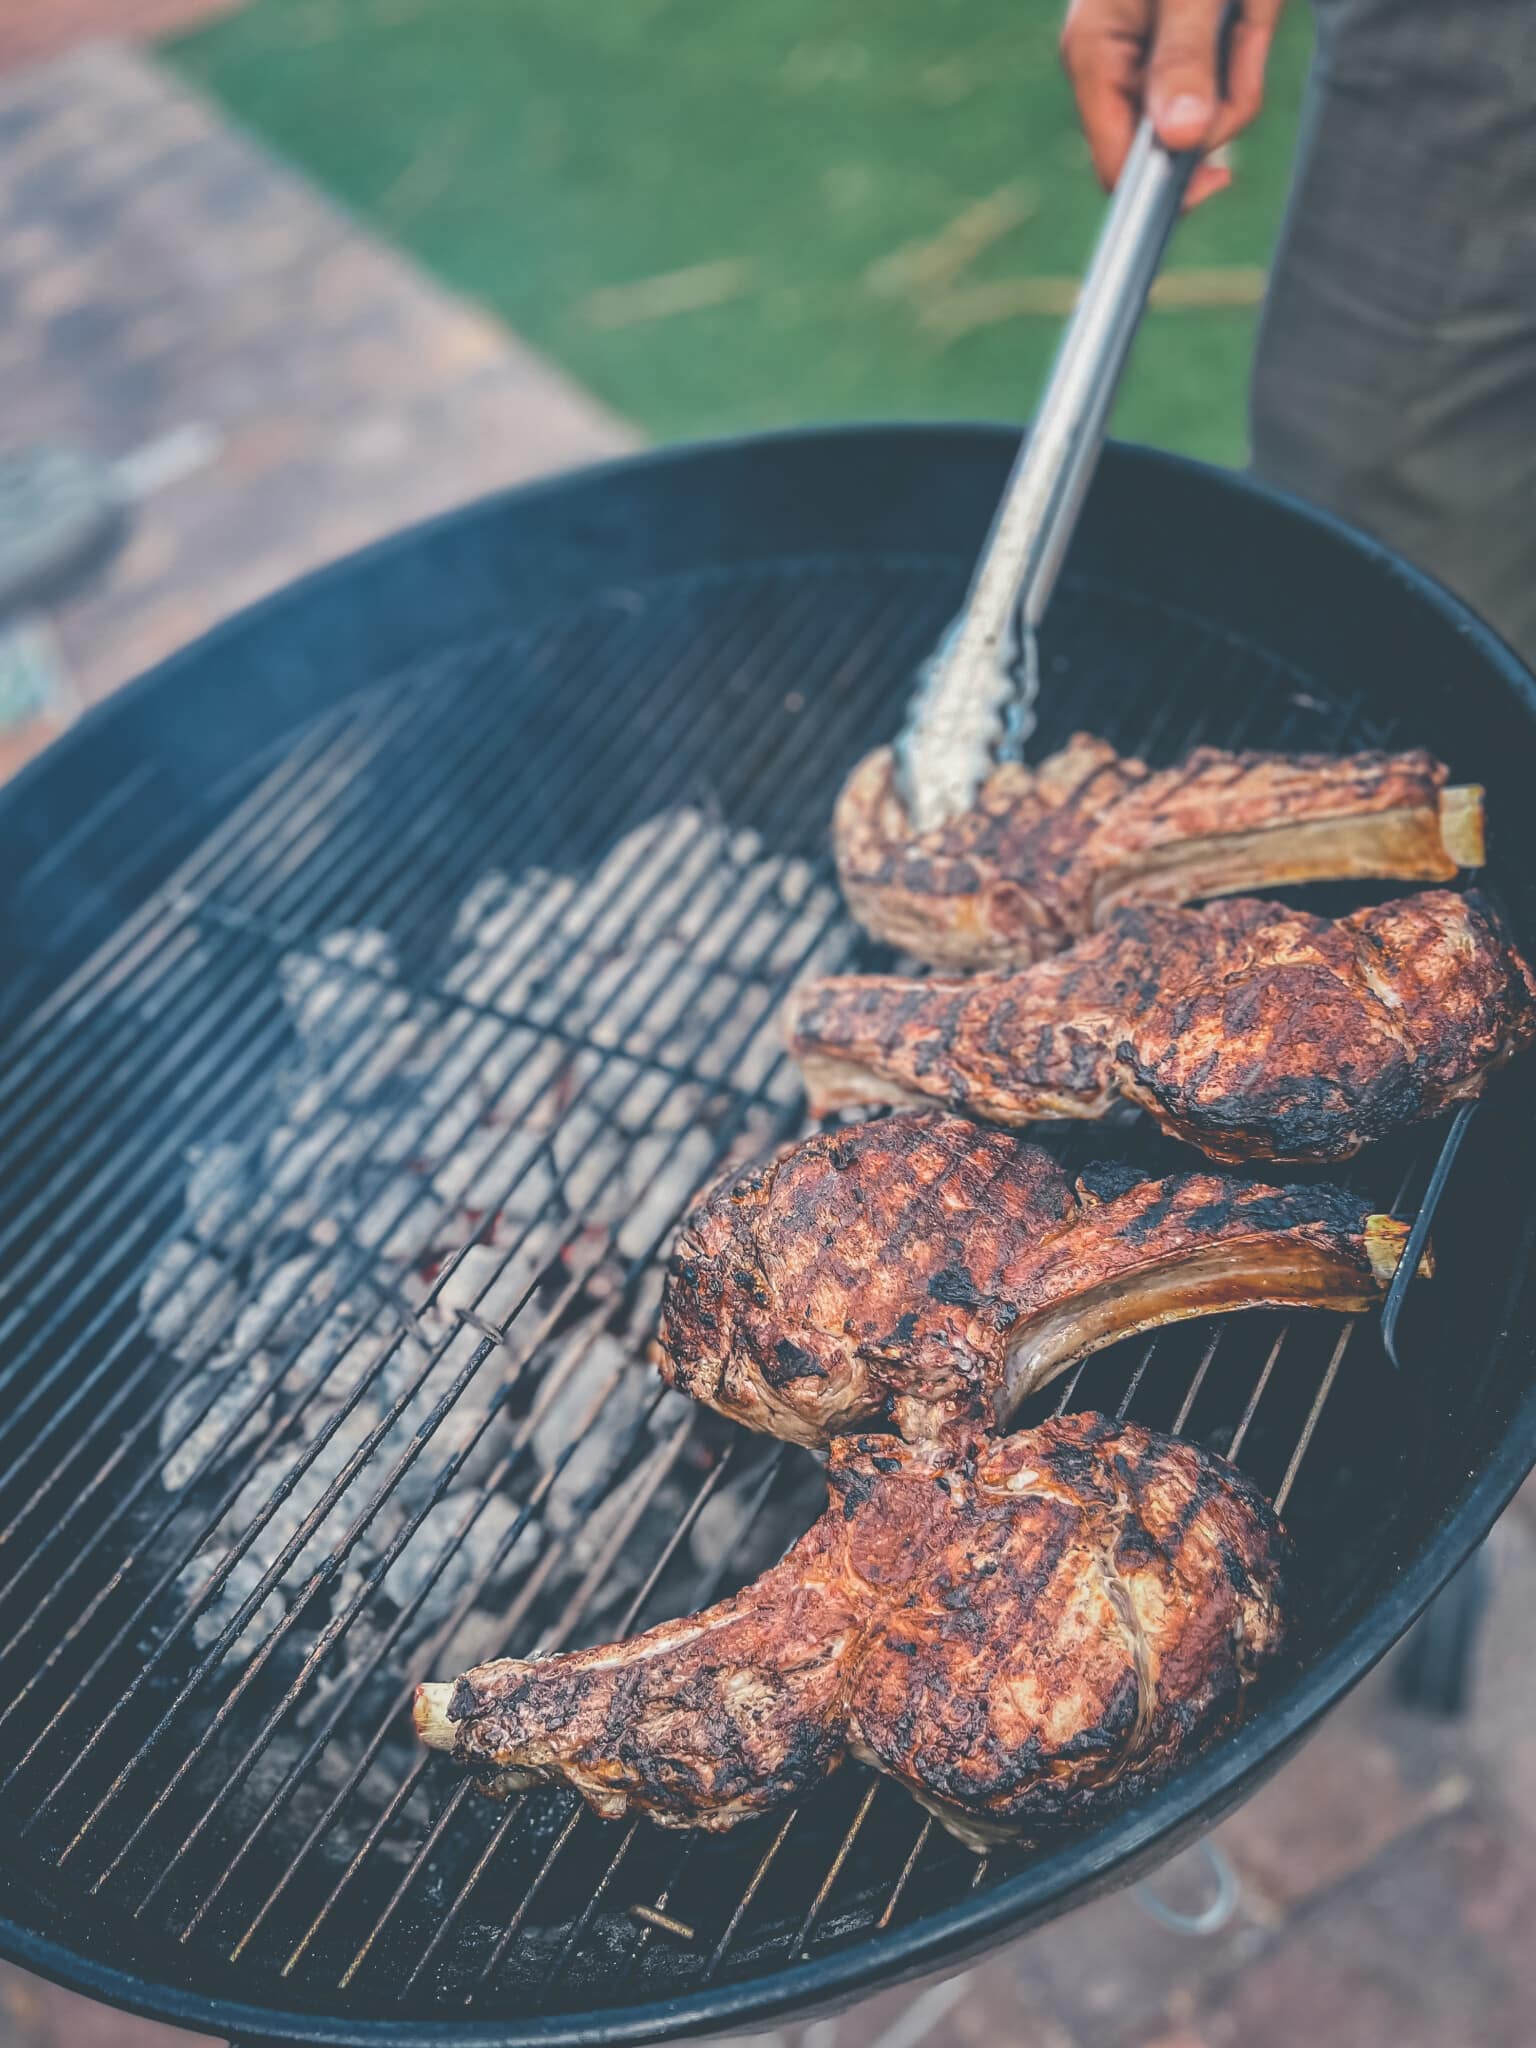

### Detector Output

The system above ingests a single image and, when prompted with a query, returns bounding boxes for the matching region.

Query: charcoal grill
[0,426,1534,2046]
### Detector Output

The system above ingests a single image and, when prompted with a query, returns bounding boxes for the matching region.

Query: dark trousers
[1251,0,1536,664]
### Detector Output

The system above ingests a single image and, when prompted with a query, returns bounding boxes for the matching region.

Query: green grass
[167,0,1311,464]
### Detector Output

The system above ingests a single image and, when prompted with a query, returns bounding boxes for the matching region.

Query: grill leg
[1392,1546,1489,1718]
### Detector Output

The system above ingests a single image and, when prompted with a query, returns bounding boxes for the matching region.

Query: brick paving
[0,38,633,777]
[0,27,1534,2048]
[0,0,239,75]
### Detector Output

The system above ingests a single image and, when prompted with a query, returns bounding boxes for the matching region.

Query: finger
[1206,0,1286,147]
[1060,7,1146,188]
[1183,160,1233,209]
[1146,0,1228,151]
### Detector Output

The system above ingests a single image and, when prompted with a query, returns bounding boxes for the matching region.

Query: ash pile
[137,806,843,1841]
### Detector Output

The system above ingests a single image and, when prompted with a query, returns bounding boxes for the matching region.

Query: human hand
[1058,0,1286,207]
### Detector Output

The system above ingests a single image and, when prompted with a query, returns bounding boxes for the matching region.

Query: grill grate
[0,550,1505,2025]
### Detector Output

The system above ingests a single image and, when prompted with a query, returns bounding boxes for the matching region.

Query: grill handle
[898,7,1237,832]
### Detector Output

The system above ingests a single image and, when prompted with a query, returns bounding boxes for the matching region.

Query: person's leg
[1251,0,1536,664]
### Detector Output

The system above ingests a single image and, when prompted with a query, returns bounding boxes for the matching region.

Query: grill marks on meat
[414,1415,1289,1849]
[834,734,1484,970]
[652,1113,1417,1446]
[787,891,1536,1163]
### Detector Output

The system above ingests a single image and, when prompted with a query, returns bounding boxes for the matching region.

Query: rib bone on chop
[653,1112,1424,1448]
[415,1414,1289,1850]
[787,890,1536,1164]
[834,734,1485,971]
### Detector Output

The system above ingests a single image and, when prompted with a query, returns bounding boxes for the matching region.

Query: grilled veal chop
[415,1413,1289,1849]
[835,734,1484,970]
[653,1112,1423,1447]
[787,890,1536,1163]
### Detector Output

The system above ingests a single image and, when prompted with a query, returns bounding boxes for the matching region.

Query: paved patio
[0,30,1533,2048]
[0,37,632,780]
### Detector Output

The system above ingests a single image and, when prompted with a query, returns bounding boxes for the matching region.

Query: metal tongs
[897,115,1216,834]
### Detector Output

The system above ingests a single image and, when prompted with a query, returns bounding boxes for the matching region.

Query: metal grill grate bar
[0,532,1501,2033]
[0,572,903,1663]
[32,589,925,1953]
[21,824,857,1856]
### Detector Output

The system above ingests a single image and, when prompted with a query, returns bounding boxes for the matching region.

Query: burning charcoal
[184,1141,254,1246]
[232,1254,349,1356]
[432,1243,544,1335]
[613,1126,721,1260]
[279,929,412,1062]
[176,1546,287,1658]
[141,1238,239,1363]
[530,1333,653,1532]
[348,1174,445,1265]
[262,1106,371,1206]
[646,1385,699,1443]
[585,1055,704,1138]
[378,1488,542,1626]
[281,1074,422,1169]
[556,1460,692,1630]
[289,1313,416,1408]
[687,1453,827,1581]
[427,1120,560,1227]
[160,1348,276,1492]
[450,868,534,948]
[446,867,575,1003]
[222,1401,389,1587]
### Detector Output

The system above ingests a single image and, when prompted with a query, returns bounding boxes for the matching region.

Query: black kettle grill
[0,427,1532,2046]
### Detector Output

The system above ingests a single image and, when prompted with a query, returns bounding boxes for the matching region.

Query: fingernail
[1164,92,1209,132]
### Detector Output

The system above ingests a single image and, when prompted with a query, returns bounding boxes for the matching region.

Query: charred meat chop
[787,890,1536,1164]
[835,734,1484,971]
[653,1112,1425,1448]
[415,1414,1289,1849]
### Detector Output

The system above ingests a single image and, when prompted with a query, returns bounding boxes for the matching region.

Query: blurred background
[0,0,1312,781]
[2,5,1536,2047]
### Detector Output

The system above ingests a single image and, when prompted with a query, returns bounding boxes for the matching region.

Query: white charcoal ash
[550,1098,723,1257]
[428,1242,546,1337]
[444,867,578,1013]
[553,1460,696,1634]
[261,1105,379,1211]
[175,1546,287,1657]
[279,929,413,1064]
[231,1253,351,1357]
[422,1120,561,1229]
[529,1331,656,1533]
[184,1141,255,1246]
[141,1238,239,1365]
[160,1346,276,1493]
[686,1454,827,1583]
[343,1173,447,1266]
[218,1400,391,1592]
[374,1489,543,1630]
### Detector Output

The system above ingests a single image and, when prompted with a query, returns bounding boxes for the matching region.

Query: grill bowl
[0,426,1534,2045]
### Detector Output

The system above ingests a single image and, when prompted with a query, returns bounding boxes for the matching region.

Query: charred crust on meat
[926,1265,991,1310]
[651,1111,1422,1448]
[769,1337,825,1385]
[1075,1160,1146,1204]
[789,890,1535,1163]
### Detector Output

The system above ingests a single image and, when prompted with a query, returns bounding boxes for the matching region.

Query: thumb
[1146,0,1228,151]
